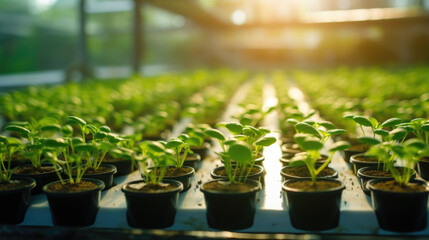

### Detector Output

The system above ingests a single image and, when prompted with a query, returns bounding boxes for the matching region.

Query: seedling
[368,139,425,186]
[291,134,350,184]
[205,123,276,183]
[0,136,23,182]
[165,134,199,168]
[138,141,175,185]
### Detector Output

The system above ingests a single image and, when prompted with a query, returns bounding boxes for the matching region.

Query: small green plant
[205,123,276,183]
[344,115,404,140]
[367,139,425,186]
[138,141,175,185]
[165,134,199,168]
[397,118,429,146]
[185,124,209,147]
[43,138,93,184]
[4,124,45,168]
[0,136,23,183]
[291,134,350,184]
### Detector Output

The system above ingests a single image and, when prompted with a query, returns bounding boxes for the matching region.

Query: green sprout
[138,141,176,185]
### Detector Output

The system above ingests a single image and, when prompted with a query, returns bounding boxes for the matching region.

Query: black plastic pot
[280,165,338,182]
[12,164,62,195]
[367,178,429,232]
[79,164,117,190]
[350,153,381,175]
[122,179,183,229]
[343,139,369,163]
[357,166,416,195]
[210,165,264,183]
[0,177,36,224]
[282,178,345,231]
[103,157,136,176]
[183,153,202,170]
[190,142,211,160]
[201,179,261,230]
[43,178,105,227]
[417,157,429,180]
[281,143,303,154]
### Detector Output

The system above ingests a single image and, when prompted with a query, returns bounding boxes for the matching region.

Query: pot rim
[122,179,183,195]
[0,176,36,194]
[282,178,345,193]
[210,164,264,179]
[367,178,429,195]
[350,153,379,164]
[200,179,262,195]
[357,166,416,179]
[280,165,338,179]
[43,178,105,195]
[77,164,118,176]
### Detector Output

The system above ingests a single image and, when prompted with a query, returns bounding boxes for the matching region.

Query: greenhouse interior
[2,0,429,239]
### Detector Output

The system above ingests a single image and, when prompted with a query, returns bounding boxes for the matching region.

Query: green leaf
[226,122,244,134]
[6,137,22,147]
[421,124,429,132]
[0,136,8,145]
[4,125,30,137]
[147,141,166,153]
[369,117,379,129]
[66,116,86,126]
[411,118,425,124]
[343,114,355,120]
[204,129,225,141]
[293,133,308,146]
[227,142,252,164]
[255,136,277,147]
[404,138,426,149]
[94,131,108,140]
[329,141,351,152]
[374,129,389,137]
[84,124,98,134]
[166,138,183,148]
[327,129,346,136]
[295,123,321,139]
[186,137,201,146]
[353,116,373,127]
[300,139,323,151]
[357,137,381,146]
[381,118,402,128]
[319,121,336,130]
[99,126,111,133]
[287,118,299,125]
[177,134,189,141]
[302,119,316,126]
[41,124,61,132]
[100,142,115,151]
[224,139,237,145]
[43,138,69,148]
[239,117,252,126]
[71,137,84,145]
[62,125,73,136]
[398,125,414,133]
[389,128,407,141]
[289,158,306,167]
[74,143,94,152]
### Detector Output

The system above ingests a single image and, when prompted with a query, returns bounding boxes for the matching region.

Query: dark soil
[13,166,56,175]
[286,180,341,190]
[348,144,369,151]
[354,156,378,162]
[0,179,30,191]
[46,180,99,193]
[372,180,427,193]
[214,166,260,177]
[163,167,192,177]
[125,182,177,193]
[103,154,126,162]
[203,181,256,192]
[420,157,429,163]
[362,169,392,177]
[71,166,112,175]
[283,166,335,177]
